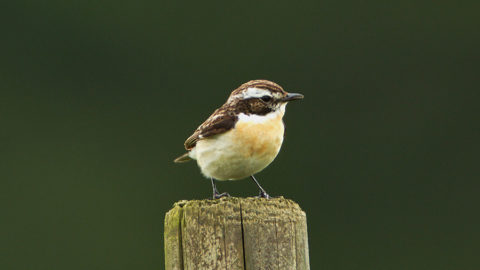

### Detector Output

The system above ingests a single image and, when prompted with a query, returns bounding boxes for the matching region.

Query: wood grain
[164,197,309,270]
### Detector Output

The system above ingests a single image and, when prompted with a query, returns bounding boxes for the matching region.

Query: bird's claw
[257,191,271,199]
[213,192,230,199]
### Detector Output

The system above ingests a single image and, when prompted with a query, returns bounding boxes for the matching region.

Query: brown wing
[184,107,238,150]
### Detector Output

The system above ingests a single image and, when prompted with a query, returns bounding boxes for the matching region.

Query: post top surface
[167,196,306,221]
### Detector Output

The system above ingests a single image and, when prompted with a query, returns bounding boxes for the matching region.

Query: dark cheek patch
[237,99,273,116]
[253,106,273,115]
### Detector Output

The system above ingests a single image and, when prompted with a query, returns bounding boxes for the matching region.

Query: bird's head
[227,80,303,116]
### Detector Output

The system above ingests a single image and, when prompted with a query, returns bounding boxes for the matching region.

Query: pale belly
[192,116,285,180]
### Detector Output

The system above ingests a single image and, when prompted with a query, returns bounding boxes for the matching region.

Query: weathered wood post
[164,197,310,270]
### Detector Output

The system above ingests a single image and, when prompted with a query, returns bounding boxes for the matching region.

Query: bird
[174,79,303,199]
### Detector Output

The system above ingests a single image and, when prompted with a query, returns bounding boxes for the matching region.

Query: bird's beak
[281,92,304,102]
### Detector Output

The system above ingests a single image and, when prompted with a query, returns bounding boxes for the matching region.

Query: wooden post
[164,197,310,270]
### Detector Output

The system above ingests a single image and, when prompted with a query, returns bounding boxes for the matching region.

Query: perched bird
[174,79,303,199]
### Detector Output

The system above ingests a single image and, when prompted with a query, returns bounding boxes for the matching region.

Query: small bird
[174,79,303,199]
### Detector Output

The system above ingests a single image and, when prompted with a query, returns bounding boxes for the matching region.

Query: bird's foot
[257,191,271,199]
[213,192,230,199]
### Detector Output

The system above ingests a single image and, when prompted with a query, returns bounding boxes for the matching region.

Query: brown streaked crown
[229,79,287,98]
[183,79,286,150]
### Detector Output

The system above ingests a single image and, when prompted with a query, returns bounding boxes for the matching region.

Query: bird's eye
[261,95,272,102]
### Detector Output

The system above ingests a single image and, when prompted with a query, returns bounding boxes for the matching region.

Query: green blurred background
[1,1,479,269]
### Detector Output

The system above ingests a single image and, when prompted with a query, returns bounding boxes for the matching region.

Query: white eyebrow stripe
[242,87,271,99]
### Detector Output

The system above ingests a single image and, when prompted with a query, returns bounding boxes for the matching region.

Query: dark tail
[174,152,192,163]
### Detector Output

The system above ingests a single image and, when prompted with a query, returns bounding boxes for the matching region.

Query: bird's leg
[251,175,271,199]
[210,178,230,199]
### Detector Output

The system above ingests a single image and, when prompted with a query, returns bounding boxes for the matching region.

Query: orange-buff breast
[232,115,285,159]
